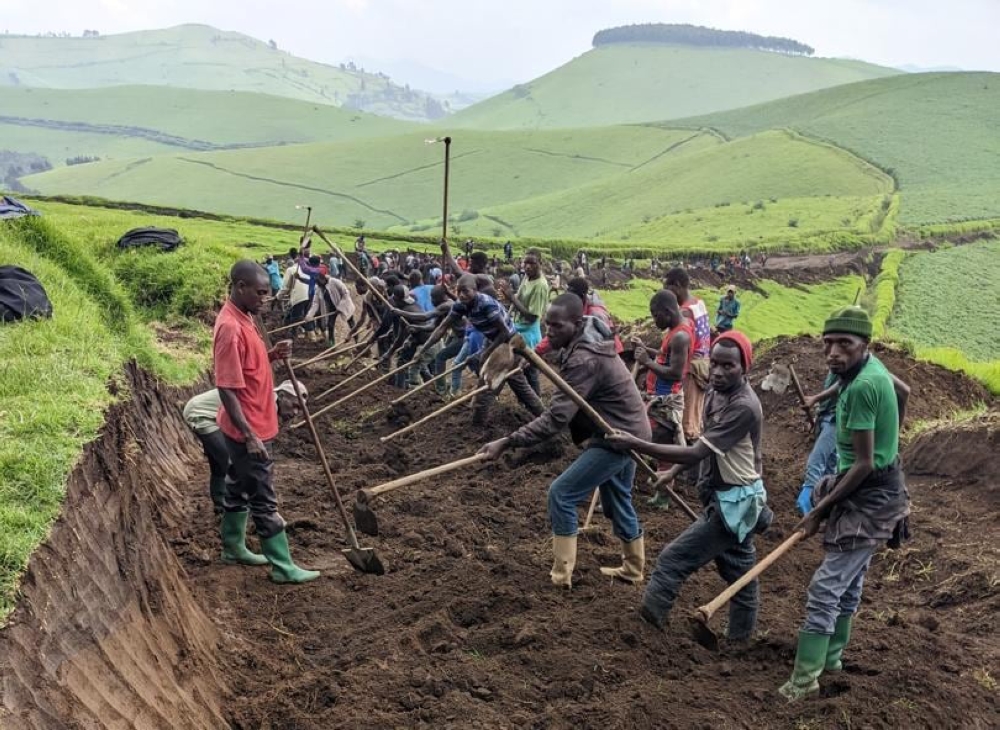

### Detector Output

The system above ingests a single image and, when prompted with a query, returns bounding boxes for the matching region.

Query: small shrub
[788,218,800,228]
[752,200,766,211]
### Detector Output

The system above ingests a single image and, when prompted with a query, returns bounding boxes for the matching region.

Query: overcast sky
[0,0,995,87]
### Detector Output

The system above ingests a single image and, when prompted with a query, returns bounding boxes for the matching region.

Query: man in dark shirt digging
[608,330,772,641]
[478,293,652,588]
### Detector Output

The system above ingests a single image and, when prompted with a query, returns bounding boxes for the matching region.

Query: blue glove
[796,486,814,515]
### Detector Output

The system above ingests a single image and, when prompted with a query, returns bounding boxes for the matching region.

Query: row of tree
[592,23,814,56]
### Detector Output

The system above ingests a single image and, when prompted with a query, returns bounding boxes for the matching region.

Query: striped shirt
[450,293,512,342]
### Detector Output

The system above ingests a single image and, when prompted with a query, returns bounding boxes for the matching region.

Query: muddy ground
[158,328,998,730]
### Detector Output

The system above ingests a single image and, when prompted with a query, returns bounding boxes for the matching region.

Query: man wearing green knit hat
[779,306,911,701]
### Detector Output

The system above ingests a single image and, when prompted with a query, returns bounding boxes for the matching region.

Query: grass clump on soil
[599,274,866,342]
[0,216,203,620]
[871,249,905,339]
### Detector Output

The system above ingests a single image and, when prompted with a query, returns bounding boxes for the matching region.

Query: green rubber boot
[825,615,854,671]
[260,530,321,584]
[778,631,831,702]
[220,511,269,566]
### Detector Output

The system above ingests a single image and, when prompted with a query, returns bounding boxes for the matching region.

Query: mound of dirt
[3,331,997,729]
[904,410,1000,487]
[0,365,226,729]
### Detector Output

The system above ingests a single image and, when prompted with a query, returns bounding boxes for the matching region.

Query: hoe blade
[353,499,380,537]
[343,547,385,575]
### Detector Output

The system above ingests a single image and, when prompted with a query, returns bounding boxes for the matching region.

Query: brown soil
[2,336,998,729]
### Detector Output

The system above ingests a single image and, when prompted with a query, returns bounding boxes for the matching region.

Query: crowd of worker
[187,235,911,703]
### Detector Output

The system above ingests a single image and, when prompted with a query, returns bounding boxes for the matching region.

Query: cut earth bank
[1,334,998,729]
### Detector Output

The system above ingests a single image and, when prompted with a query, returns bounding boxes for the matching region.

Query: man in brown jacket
[480,293,651,588]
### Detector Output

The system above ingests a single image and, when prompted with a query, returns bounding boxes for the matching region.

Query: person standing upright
[213,260,319,584]
[499,248,549,394]
[716,286,742,333]
[665,268,712,441]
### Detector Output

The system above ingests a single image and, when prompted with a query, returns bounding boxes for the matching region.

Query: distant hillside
[0,86,412,182]
[452,43,899,130]
[0,24,445,121]
[676,72,1000,224]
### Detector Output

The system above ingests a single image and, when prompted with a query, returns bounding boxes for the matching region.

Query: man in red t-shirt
[665,268,712,441]
[632,290,691,504]
[214,260,319,584]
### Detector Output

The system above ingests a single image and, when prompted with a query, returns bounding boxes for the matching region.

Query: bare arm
[890,373,910,426]
[419,313,459,353]
[605,431,713,465]
[797,429,874,535]
[218,388,267,460]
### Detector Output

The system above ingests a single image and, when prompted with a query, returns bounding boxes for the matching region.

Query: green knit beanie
[823,306,872,339]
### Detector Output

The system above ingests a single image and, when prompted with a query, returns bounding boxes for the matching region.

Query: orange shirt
[213,300,278,442]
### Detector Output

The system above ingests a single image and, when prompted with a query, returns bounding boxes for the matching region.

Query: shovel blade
[343,547,385,575]
[353,501,380,537]
[689,611,719,651]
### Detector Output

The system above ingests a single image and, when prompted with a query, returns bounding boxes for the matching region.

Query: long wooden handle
[390,359,466,405]
[788,365,816,430]
[283,359,362,550]
[696,531,805,621]
[311,359,378,404]
[297,339,367,368]
[360,453,488,501]
[298,357,411,426]
[515,341,698,520]
[380,384,488,443]
[313,227,395,312]
[268,308,338,336]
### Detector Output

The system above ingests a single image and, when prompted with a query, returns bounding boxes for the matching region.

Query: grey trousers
[802,546,875,634]
[643,505,760,640]
[223,436,285,539]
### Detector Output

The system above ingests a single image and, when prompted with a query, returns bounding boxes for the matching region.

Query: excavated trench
[2,337,999,729]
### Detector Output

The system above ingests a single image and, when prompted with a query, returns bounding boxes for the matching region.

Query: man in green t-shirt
[499,248,549,394]
[780,306,910,702]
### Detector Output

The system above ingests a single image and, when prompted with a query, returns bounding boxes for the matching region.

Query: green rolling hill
[0,24,444,121]
[452,43,900,130]
[23,126,698,231]
[675,72,1000,225]
[0,86,414,170]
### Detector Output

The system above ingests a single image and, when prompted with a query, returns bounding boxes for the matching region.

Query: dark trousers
[285,300,313,334]
[196,429,229,513]
[642,504,761,640]
[472,369,544,424]
[223,436,285,538]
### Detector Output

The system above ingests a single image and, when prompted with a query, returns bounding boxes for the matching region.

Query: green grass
[452,43,898,130]
[25,126,701,232]
[473,130,892,244]
[871,249,906,339]
[891,240,1000,362]
[0,24,441,121]
[0,216,203,619]
[677,72,1000,226]
[0,86,414,166]
[599,275,867,342]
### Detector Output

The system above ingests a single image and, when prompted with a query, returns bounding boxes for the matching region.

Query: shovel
[282,359,385,575]
[690,530,804,650]
[511,336,698,521]
[354,454,487,537]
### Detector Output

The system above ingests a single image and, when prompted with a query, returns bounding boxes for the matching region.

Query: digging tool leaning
[297,357,416,427]
[296,339,369,368]
[511,336,699,521]
[354,453,487,537]
[310,359,379,404]
[690,530,805,650]
[788,365,816,431]
[282,359,385,575]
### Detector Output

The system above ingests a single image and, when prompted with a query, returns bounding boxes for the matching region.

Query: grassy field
[0,24,441,121]
[25,128,895,255]
[677,72,1000,226]
[469,130,892,245]
[452,43,898,130]
[891,240,1000,362]
[599,275,866,342]
[0,215,204,617]
[25,126,704,232]
[0,86,414,166]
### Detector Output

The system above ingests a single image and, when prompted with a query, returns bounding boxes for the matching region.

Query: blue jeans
[548,446,640,542]
[802,546,874,634]
[642,505,759,639]
[803,414,838,490]
[434,335,464,394]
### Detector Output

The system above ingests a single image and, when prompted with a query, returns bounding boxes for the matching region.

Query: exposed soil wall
[0,365,227,730]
